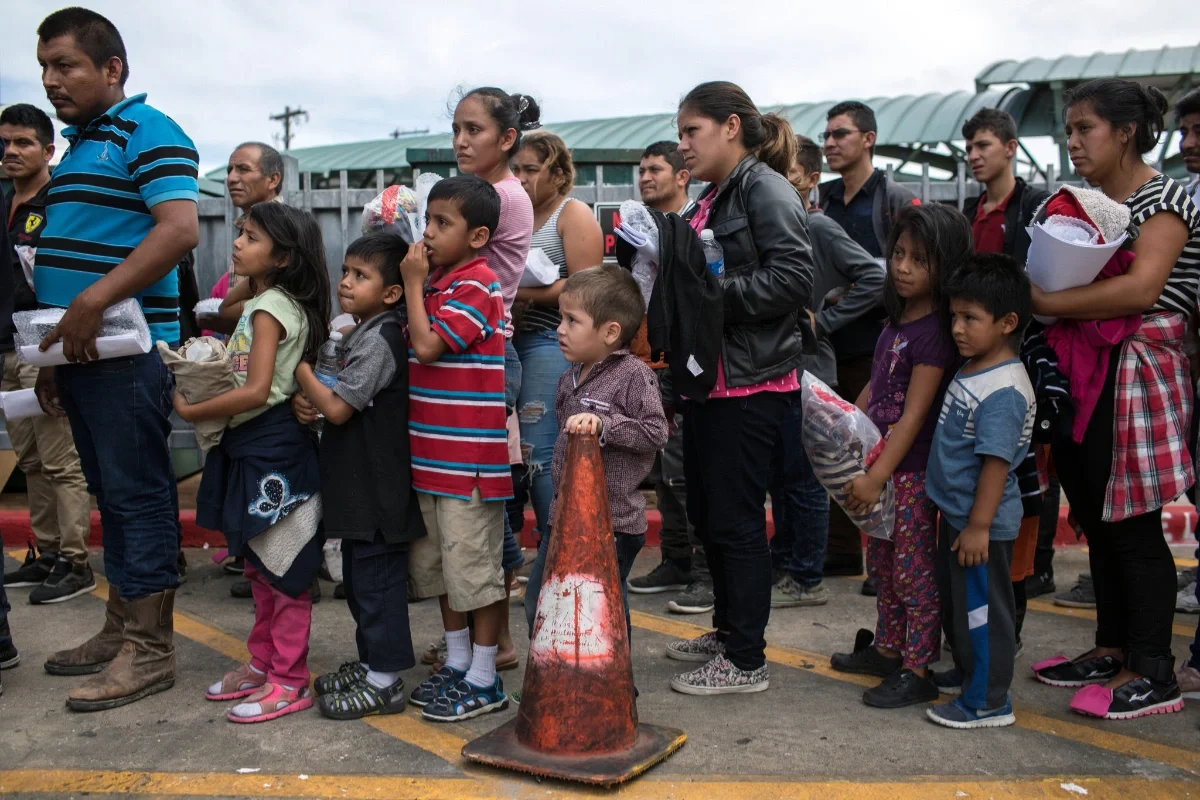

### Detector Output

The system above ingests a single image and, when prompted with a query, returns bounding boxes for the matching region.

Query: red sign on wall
[593,202,623,263]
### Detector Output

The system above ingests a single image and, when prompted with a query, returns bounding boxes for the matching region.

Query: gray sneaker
[666,581,715,615]
[1176,582,1199,614]
[670,653,769,695]
[28,558,96,605]
[665,631,724,662]
[770,576,828,608]
[1054,573,1096,609]
[1179,567,1198,591]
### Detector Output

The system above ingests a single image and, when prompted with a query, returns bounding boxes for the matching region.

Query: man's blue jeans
[56,351,179,599]
[769,394,829,588]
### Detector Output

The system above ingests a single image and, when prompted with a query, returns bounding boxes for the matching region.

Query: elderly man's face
[226,145,279,211]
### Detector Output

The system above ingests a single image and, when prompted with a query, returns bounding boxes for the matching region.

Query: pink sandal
[227,682,313,724]
[206,663,267,701]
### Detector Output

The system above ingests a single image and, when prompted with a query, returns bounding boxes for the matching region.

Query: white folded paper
[13,298,153,367]
[1025,222,1128,324]
[520,248,561,288]
[1,389,44,420]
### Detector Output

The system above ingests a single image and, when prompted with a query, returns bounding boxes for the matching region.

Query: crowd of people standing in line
[2,5,1200,735]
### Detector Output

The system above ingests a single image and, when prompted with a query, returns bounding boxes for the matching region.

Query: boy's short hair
[561,265,644,348]
[345,230,409,287]
[795,134,822,175]
[1177,88,1200,122]
[944,252,1032,335]
[961,107,1019,144]
[427,175,501,238]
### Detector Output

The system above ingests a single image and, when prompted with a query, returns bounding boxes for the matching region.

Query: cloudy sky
[2,0,1199,173]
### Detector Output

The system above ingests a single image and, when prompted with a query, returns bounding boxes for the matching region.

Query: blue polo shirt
[34,94,199,344]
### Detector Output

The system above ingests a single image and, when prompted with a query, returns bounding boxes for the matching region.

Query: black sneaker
[311,576,322,604]
[4,544,55,587]
[628,560,691,594]
[0,619,19,670]
[932,666,964,695]
[1025,571,1056,598]
[1071,676,1184,720]
[666,581,715,614]
[29,558,96,605]
[230,578,252,598]
[863,668,939,708]
[831,629,902,677]
[1054,574,1095,609]
[1034,653,1122,687]
[861,576,878,597]
[177,550,188,585]
[333,583,346,600]
[223,556,245,575]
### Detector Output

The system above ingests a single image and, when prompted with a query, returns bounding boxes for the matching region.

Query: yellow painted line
[1176,557,1198,568]
[1,771,1198,800]
[1027,598,1197,639]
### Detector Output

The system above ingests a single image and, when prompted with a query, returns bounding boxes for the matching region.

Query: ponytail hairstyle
[519,131,575,196]
[882,203,973,330]
[245,202,332,364]
[679,81,797,177]
[1063,78,1169,156]
[462,87,542,158]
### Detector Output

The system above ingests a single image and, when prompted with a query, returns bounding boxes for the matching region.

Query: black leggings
[1051,354,1177,669]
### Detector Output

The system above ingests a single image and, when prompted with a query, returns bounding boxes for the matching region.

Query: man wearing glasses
[817,101,917,591]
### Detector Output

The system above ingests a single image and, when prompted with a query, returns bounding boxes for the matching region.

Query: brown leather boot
[66,589,176,712]
[44,584,125,676]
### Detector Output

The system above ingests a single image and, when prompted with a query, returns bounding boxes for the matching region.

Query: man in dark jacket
[0,156,19,696]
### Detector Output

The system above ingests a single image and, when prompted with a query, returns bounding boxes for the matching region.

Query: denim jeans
[56,351,180,599]
[768,394,829,587]
[500,339,523,572]
[1190,577,1200,670]
[0,580,10,649]
[515,329,570,540]
[684,391,791,671]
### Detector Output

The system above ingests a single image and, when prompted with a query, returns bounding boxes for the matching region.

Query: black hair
[38,7,129,85]
[244,202,331,363]
[882,203,973,328]
[561,265,645,348]
[345,230,409,287]
[0,104,55,147]
[427,175,501,238]
[962,107,1018,144]
[641,140,687,174]
[680,81,797,177]
[1063,78,1169,156]
[794,134,822,176]
[827,100,877,157]
[234,141,284,195]
[461,87,541,157]
[1177,88,1200,123]
[943,252,1032,339]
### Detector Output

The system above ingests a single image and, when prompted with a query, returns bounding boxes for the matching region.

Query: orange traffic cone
[461,432,686,786]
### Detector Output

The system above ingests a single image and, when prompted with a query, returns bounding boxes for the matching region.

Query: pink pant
[245,564,312,687]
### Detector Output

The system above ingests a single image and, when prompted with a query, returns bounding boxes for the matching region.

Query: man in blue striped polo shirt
[30,7,199,713]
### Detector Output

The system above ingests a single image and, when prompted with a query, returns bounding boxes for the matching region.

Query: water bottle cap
[700,229,715,242]
[329,331,343,342]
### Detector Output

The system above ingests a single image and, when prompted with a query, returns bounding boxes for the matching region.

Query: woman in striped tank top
[510,132,604,633]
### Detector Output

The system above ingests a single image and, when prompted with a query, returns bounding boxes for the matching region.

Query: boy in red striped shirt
[400,176,512,722]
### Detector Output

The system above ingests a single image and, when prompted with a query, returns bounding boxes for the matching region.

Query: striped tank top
[518,197,574,333]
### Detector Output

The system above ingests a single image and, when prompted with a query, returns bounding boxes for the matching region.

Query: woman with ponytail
[1030,79,1200,722]
[664,81,815,696]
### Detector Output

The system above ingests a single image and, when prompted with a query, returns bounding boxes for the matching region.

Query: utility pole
[389,127,430,139]
[269,105,308,150]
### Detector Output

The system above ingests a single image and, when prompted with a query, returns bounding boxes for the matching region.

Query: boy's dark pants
[341,533,415,672]
[937,518,1016,710]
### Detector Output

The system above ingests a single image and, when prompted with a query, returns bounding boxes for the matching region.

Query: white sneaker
[1176,582,1199,614]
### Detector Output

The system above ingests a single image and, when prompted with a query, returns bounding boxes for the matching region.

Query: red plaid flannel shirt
[1104,312,1195,521]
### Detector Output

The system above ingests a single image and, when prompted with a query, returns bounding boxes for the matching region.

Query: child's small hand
[399,241,430,284]
[172,390,195,422]
[291,391,319,425]
[843,473,884,515]
[952,524,990,567]
[564,413,603,436]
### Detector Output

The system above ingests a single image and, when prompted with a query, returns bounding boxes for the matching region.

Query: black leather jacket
[686,155,816,387]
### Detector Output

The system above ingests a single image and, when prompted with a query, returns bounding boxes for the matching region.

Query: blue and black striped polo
[34,93,199,344]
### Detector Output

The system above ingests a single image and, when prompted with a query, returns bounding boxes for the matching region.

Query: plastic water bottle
[700,229,725,281]
[314,331,343,389]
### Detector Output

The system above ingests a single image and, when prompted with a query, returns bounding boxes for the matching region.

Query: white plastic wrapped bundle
[1040,215,1099,245]
[0,389,44,420]
[14,298,151,367]
[413,172,442,237]
[799,372,894,540]
[521,247,560,288]
[360,185,420,242]
[614,199,659,310]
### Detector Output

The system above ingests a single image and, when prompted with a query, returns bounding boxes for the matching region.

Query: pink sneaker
[227,682,313,723]
[1175,663,1200,700]
[206,663,267,701]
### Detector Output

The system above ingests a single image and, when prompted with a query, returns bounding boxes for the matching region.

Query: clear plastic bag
[13,298,151,367]
[799,372,894,540]
[360,185,420,243]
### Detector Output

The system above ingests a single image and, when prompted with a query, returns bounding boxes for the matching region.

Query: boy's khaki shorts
[410,488,506,613]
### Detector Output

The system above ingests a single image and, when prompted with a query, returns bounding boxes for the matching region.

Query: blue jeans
[768,394,829,588]
[514,329,570,540]
[56,351,180,599]
[500,339,523,572]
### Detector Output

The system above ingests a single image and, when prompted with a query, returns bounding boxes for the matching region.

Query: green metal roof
[976,44,1200,88]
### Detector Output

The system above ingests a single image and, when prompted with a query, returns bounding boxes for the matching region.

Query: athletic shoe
[1178,567,1197,591]
[932,666,964,696]
[319,676,406,720]
[409,665,466,707]
[1025,571,1056,598]
[863,668,939,709]
[1032,654,1122,687]
[1069,676,1183,720]
[666,581,715,615]
[770,577,829,609]
[230,579,252,598]
[314,660,367,695]
[926,697,1015,729]
[628,560,691,594]
[830,629,902,678]
[333,583,346,600]
[1015,638,1024,658]
[4,544,54,587]
[670,653,769,695]
[422,676,508,722]
[0,619,19,670]
[1173,663,1200,699]
[176,550,188,585]
[822,552,864,577]
[861,576,878,597]
[665,631,724,662]
[1054,574,1095,609]
[223,557,245,575]
[1175,582,1199,614]
[29,558,96,604]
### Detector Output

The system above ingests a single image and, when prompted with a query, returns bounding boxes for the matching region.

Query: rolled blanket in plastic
[13,298,151,367]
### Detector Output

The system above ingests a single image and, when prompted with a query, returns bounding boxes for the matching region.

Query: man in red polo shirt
[962,109,1048,261]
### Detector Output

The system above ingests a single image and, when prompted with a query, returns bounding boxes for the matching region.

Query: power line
[269,105,309,150]
[389,127,430,139]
